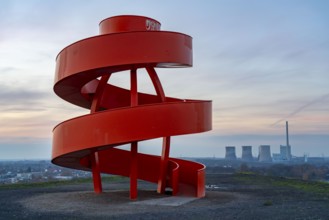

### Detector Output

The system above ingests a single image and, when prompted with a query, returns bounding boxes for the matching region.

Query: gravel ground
[0,174,329,220]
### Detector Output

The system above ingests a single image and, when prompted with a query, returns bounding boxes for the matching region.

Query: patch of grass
[263,200,273,206]
[234,173,329,196]
[273,178,329,195]
[234,173,277,185]
[237,171,256,175]
[0,175,126,190]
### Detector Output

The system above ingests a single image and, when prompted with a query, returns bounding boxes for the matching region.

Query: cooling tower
[225,146,237,160]
[241,146,253,161]
[258,145,272,162]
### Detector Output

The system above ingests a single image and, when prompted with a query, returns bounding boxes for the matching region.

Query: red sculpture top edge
[52,15,212,200]
[99,15,161,34]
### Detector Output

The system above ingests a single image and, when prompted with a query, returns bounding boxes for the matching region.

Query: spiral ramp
[52,15,212,199]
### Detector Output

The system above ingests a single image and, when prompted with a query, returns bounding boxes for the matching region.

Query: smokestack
[241,146,253,161]
[225,146,237,160]
[258,145,272,162]
[284,121,292,160]
[286,121,289,147]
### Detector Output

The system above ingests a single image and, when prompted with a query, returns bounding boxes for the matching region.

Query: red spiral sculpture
[52,15,212,199]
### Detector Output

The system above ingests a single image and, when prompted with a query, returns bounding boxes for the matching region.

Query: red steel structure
[52,15,212,199]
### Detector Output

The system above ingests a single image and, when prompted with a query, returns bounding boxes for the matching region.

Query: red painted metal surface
[52,15,212,199]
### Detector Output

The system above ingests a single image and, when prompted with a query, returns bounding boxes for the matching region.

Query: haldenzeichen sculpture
[52,15,212,199]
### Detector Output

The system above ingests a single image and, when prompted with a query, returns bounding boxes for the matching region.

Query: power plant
[241,146,253,161]
[273,121,292,161]
[258,145,272,162]
[225,146,237,160]
[223,121,293,163]
[282,121,292,160]
[280,145,292,160]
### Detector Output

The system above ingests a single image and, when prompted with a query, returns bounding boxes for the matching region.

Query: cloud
[0,82,56,118]
[271,92,329,126]
[0,84,50,106]
[0,67,20,74]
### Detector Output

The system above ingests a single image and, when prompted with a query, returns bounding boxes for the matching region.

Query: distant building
[283,121,292,160]
[272,121,293,162]
[241,146,253,161]
[280,145,292,160]
[272,153,282,161]
[306,157,325,163]
[258,145,272,162]
[16,173,32,181]
[272,145,292,162]
[225,146,237,160]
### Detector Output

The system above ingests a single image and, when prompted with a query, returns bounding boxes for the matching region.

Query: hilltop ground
[0,173,329,220]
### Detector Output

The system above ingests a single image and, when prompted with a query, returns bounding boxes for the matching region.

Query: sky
[0,0,328,159]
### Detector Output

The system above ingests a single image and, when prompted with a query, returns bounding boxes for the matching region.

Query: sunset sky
[0,0,328,159]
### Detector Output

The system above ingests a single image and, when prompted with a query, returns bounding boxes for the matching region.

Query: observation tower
[51,15,212,199]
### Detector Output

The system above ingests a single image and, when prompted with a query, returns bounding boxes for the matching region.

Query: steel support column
[90,75,110,194]
[130,141,138,199]
[157,136,171,194]
[130,68,138,199]
[91,151,102,193]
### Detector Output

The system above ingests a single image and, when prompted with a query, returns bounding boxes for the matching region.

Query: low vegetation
[0,175,126,190]
[235,172,329,196]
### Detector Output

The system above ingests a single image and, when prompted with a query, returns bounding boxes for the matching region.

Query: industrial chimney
[225,146,237,160]
[286,121,289,148]
[284,121,292,160]
[241,146,253,161]
[258,145,272,162]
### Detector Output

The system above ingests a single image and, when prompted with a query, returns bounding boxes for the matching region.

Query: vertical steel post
[157,136,171,193]
[91,151,102,193]
[90,74,110,194]
[146,67,166,102]
[130,141,138,199]
[90,74,111,113]
[130,68,138,199]
[146,67,172,194]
